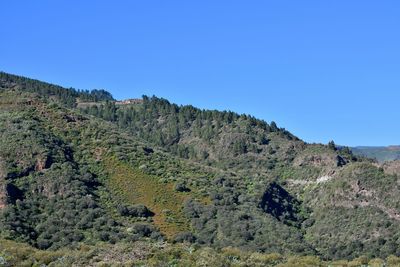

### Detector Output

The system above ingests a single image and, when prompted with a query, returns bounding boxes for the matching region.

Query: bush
[174,182,191,192]
[248,252,283,265]
[36,238,51,250]
[369,258,385,267]
[117,204,154,217]
[387,255,400,266]
[130,223,155,237]
[174,232,196,243]
[194,248,229,267]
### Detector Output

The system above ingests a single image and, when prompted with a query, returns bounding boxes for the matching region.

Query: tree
[328,140,337,151]
[270,121,278,132]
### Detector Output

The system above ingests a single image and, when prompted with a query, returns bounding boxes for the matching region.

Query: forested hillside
[1,72,400,266]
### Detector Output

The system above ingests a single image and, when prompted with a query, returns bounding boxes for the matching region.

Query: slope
[0,75,312,256]
[1,71,400,261]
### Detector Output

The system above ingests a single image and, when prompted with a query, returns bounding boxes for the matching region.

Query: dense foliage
[1,71,400,265]
[82,96,297,164]
[0,72,113,108]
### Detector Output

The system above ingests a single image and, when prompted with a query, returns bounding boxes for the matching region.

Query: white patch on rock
[316,175,332,184]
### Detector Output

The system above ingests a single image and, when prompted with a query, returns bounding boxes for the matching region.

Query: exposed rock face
[293,153,347,168]
[115,99,143,105]
[35,156,52,172]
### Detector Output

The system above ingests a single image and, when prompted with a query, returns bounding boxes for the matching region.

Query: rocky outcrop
[35,156,52,172]
[293,153,347,168]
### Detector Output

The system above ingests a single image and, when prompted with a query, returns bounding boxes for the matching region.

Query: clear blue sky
[1,1,399,146]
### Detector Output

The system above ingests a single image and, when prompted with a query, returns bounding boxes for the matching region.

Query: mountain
[1,71,400,266]
[352,146,400,162]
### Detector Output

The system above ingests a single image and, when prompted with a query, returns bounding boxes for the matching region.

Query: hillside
[352,146,400,162]
[1,71,400,266]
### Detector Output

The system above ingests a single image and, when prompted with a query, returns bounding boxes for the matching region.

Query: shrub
[131,223,155,237]
[369,258,385,267]
[248,252,283,265]
[174,232,196,243]
[174,182,191,192]
[387,255,400,266]
[117,204,154,217]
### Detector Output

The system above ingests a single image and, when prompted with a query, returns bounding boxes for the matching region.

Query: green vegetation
[103,156,191,238]
[2,238,400,266]
[0,71,113,108]
[1,71,400,265]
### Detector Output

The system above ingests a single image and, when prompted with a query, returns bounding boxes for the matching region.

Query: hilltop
[1,71,400,266]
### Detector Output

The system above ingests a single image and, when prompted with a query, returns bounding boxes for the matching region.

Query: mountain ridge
[352,146,400,162]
